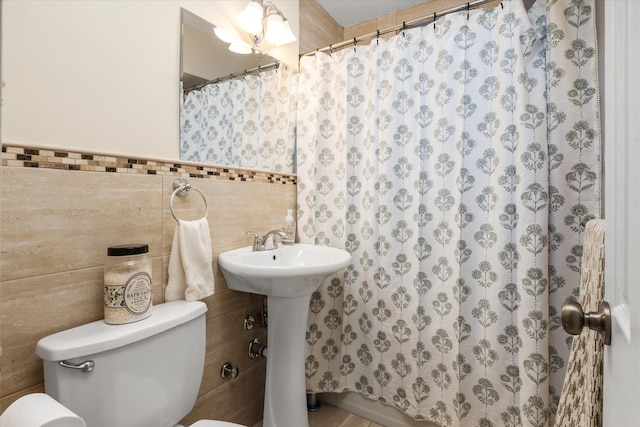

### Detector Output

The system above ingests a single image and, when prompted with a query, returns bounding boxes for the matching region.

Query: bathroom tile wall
[0,144,296,426]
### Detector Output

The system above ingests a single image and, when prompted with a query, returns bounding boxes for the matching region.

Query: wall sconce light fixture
[237,0,297,47]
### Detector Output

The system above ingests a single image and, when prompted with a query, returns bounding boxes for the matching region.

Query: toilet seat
[190,420,246,427]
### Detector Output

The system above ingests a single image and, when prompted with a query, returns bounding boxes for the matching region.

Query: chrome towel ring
[170,178,208,222]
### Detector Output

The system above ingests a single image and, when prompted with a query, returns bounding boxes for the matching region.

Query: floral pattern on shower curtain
[297,0,600,425]
[180,66,297,172]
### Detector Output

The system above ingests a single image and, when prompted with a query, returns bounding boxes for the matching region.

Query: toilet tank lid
[35,301,207,361]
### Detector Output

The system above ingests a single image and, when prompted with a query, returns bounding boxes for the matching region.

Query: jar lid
[107,244,149,256]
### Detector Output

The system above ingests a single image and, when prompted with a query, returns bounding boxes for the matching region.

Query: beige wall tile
[162,177,295,256]
[1,163,295,427]
[182,362,266,426]
[376,12,397,30]
[1,167,163,282]
[199,296,267,396]
[299,0,343,54]
[0,267,104,395]
[344,20,377,43]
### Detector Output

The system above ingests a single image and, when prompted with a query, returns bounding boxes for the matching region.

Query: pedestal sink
[218,244,351,427]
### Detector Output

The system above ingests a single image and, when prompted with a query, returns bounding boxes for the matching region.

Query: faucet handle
[246,231,263,251]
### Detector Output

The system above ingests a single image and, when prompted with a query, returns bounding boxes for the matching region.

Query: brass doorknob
[561,300,611,345]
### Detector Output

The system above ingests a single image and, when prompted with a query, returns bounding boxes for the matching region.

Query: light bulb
[228,41,253,54]
[279,20,297,45]
[238,1,264,35]
[213,27,239,44]
[264,13,285,45]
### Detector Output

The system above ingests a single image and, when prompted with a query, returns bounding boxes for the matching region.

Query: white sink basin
[218,243,351,297]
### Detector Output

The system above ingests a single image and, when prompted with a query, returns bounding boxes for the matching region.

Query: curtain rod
[301,0,501,57]
[184,61,281,93]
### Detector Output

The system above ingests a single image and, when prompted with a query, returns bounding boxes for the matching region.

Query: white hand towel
[166,217,215,301]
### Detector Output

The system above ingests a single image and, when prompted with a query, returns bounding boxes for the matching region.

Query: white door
[603,1,640,425]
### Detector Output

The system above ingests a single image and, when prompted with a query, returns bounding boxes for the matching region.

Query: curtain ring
[329,44,334,56]
[376,29,380,45]
[353,37,357,53]
[433,13,436,30]
[467,3,470,21]
[501,1,504,9]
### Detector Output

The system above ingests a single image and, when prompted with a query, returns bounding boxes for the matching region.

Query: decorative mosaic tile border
[1,144,297,185]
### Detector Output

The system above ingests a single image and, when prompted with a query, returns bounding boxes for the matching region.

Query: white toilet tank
[36,301,208,427]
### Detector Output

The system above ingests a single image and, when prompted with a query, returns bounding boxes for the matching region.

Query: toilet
[0,301,246,427]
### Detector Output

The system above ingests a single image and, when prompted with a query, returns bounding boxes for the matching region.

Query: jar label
[104,285,125,308]
[123,272,152,315]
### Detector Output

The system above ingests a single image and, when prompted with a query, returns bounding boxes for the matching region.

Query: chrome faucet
[247,229,288,251]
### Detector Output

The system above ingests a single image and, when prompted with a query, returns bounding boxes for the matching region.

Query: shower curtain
[297,0,600,425]
[180,66,297,171]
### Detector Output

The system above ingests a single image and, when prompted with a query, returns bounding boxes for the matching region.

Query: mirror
[179,8,297,173]
[181,9,273,90]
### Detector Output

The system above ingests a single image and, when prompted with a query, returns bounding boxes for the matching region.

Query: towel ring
[170,178,208,222]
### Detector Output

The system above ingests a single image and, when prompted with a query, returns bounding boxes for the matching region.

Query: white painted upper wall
[1,0,299,160]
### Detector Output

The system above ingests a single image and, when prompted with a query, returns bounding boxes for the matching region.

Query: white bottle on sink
[282,209,295,244]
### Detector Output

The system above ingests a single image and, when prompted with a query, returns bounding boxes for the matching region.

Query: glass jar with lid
[104,244,152,324]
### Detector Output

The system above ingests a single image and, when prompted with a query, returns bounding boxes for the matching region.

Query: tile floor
[252,403,385,427]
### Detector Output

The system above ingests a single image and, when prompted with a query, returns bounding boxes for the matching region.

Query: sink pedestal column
[262,294,312,427]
